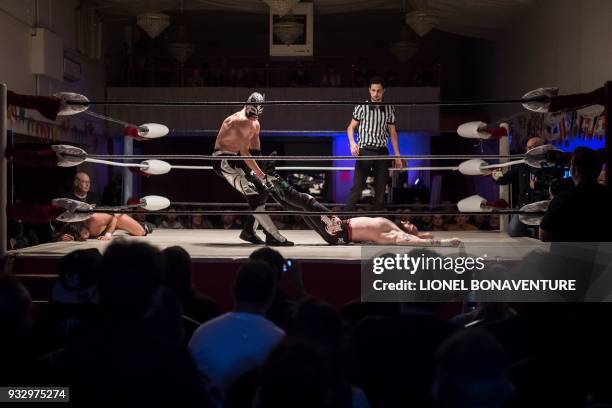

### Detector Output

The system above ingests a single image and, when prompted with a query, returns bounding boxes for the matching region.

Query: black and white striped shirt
[352,101,396,149]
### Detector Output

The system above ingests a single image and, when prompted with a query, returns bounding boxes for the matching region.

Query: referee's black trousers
[345,147,390,211]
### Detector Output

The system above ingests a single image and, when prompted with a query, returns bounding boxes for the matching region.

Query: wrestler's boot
[240,215,265,244]
[246,176,293,246]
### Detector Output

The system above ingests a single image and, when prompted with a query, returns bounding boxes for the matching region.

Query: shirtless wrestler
[265,175,461,247]
[212,92,292,246]
[57,213,148,241]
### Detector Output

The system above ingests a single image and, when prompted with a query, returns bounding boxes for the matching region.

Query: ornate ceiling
[86,0,534,40]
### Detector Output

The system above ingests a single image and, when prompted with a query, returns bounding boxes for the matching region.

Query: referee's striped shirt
[352,101,396,149]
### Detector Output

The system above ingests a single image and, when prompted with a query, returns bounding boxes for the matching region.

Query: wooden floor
[9,229,548,262]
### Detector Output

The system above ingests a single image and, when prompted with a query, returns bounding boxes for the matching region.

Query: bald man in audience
[63,172,101,207]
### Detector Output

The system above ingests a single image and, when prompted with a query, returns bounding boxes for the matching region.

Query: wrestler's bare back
[84,213,114,237]
[214,110,260,153]
[83,213,145,238]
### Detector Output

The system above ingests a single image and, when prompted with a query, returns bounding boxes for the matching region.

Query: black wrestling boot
[140,222,156,236]
[239,229,265,245]
[263,230,294,246]
[240,215,265,244]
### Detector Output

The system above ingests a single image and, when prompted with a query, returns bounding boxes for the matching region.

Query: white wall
[483,0,612,123]
[0,0,108,190]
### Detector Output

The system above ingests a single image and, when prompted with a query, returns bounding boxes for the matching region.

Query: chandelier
[137,12,170,38]
[390,25,418,63]
[168,42,194,64]
[405,9,438,37]
[273,19,304,44]
[263,0,300,17]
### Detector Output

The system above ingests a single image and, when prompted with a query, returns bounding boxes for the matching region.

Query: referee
[346,76,402,211]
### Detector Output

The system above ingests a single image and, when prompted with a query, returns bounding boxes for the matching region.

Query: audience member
[160,209,185,229]
[222,214,242,229]
[249,247,305,330]
[255,340,329,408]
[0,275,35,385]
[188,212,214,229]
[446,215,478,231]
[40,241,212,405]
[320,64,342,87]
[63,172,101,206]
[433,329,514,408]
[290,298,370,408]
[188,260,284,396]
[288,61,310,87]
[540,147,612,241]
[162,246,220,325]
[431,214,447,231]
[350,291,456,407]
[33,249,102,354]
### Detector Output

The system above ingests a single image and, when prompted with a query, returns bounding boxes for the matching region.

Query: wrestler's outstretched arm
[383,231,462,247]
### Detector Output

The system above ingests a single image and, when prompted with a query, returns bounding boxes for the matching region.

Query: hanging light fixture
[390,25,418,63]
[273,18,304,44]
[167,25,194,64]
[263,0,300,17]
[136,12,170,38]
[405,9,438,37]
[406,0,438,37]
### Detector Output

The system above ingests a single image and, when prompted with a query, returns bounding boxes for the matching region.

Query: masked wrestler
[211,92,292,246]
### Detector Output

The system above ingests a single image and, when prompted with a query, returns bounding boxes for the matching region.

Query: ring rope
[66,96,547,108]
[80,154,525,161]
[82,157,510,173]
[169,202,445,208]
[75,209,542,217]
[84,111,134,128]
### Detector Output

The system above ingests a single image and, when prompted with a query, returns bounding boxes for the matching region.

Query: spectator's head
[369,76,385,102]
[453,215,469,226]
[473,214,486,226]
[397,209,412,222]
[421,214,433,226]
[222,214,236,227]
[434,329,514,408]
[161,246,192,297]
[570,147,602,184]
[190,212,204,228]
[526,137,545,151]
[249,246,284,282]
[233,260,276,313]
[289,297,344,355]
[549,177,574,199]
[164,208,178,223]
[433,214,445,228]
[98,241,163,321]
[144,286,184,345]
[259,339,330,408]
[74,172,91,196]
[0,276,33,341]
[52,248,102,304]
[488,215,500,230]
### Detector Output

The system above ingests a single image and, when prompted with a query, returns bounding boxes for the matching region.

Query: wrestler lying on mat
[56,213,152,241]
[265,175,461,247]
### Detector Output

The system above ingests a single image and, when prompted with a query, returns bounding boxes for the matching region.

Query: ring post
[605,81,611,187]
[122,136,133,204]
[498,132,510,232]
[1,84,7,258]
